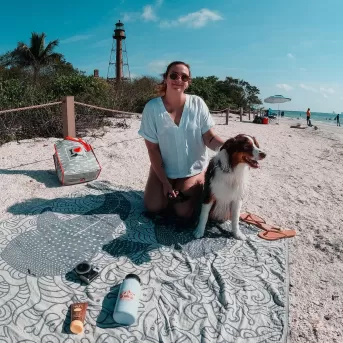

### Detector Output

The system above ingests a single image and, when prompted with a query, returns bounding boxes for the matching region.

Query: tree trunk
[33,66,39,84]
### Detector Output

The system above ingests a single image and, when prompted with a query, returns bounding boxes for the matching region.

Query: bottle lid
[125,274,141,284]
[70,320,84,334]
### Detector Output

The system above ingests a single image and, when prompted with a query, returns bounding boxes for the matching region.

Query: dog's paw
[193,226,205,239]
[232,231,246,241]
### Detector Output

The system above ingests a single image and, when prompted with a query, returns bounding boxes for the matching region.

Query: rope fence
[0,101,63,145]
[0,95,260,145]
[74,102,141,117]
[0,102,62,115]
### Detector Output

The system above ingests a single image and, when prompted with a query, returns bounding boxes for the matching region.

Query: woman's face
[165,64,190,94]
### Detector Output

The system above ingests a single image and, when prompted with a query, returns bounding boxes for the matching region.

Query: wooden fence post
[240,107,243,122]
[225,108,230,125]
[62,96,76,138]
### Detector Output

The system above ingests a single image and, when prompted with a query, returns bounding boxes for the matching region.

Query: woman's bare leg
[143,166,172,213]
[173,171,205,221]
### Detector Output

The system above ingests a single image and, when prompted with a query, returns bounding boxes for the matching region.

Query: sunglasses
[169,72,190,82]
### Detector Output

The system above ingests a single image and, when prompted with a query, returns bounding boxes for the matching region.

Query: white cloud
[147,60,168,73]
[121,12,141,22]
[276,83,293,91]
[91,39,112,49]
[287,53,295,59]
[123,1,162,23]
[60,35,93,44]
[300,84,318,93]
[299,84,336,98]
[299,67,307,71]
[320,87,335,94]
[142,5,158,21]
[160,8,223,29]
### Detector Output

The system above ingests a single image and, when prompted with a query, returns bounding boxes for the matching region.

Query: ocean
[269,110,340,125]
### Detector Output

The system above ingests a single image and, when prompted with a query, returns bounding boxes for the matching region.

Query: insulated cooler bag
[53,136,101,186]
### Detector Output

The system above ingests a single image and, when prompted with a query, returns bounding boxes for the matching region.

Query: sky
[1,0,343,113]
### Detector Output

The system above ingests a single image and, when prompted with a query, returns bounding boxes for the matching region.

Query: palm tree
[1,32,63,82]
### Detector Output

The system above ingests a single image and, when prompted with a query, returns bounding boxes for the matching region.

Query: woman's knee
[143,196,167,214]
[174,203,195,219]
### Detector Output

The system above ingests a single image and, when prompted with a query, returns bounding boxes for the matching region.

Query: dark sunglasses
[169,72,190,82]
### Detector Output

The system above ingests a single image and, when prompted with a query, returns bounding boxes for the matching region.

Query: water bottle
[113,274,141,325]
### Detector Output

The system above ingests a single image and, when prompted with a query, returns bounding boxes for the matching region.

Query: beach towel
[0,181,289,342]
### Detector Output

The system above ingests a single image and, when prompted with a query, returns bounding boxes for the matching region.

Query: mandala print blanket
[0,181,289,343]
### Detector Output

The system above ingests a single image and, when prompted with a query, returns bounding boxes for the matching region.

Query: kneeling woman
[138,61,225,224]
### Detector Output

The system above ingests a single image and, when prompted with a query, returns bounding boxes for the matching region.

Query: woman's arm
[144,140,176,197]
[202,129,225,151]
[144,140,169,184]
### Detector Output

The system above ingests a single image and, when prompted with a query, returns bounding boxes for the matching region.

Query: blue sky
[1,0,343,113]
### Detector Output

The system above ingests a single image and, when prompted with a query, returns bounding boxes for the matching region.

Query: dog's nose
[259,151,266,159]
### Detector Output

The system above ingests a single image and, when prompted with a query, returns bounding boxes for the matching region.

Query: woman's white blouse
[138,94,215,178]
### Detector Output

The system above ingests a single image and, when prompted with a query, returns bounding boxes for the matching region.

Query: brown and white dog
[193,134,266,240]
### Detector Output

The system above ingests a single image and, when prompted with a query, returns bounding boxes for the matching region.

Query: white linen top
[138,94,215,178]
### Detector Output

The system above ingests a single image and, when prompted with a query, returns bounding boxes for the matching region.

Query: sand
[0,114,342,343]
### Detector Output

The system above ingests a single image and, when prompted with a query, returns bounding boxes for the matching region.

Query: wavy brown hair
[156,61,191,96]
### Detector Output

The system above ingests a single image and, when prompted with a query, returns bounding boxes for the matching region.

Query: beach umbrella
[264,94,292,104]
[264,95,291,123]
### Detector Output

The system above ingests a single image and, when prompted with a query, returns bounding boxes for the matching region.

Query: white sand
[0,114,343,342]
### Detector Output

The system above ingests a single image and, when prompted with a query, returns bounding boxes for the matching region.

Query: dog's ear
[252,136,260,148]
[220,137,236,153]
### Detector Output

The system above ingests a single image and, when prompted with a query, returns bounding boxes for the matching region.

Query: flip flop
[240,212,266,226]
[258,229,296,241]
[240,212,296,240]
[240,213,282,232]
[257,222,282,232]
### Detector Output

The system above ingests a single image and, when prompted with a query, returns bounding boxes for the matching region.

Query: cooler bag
[53,136,101,186]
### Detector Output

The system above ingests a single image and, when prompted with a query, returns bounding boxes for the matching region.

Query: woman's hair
[156,61,191,96]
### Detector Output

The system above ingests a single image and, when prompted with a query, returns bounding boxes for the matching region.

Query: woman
[138,61,225,223]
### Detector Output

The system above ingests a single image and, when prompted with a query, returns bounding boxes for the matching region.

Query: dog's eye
[244,144,251,150]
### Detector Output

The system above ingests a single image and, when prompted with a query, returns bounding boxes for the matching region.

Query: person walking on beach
[334,113,341,126]
[138,61,225,225]
[306,108,311,126]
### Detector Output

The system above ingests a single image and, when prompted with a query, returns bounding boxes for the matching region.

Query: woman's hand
[162,182,177,199]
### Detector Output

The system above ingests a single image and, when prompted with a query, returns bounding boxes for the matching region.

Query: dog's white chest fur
[194,134,265,241]
[210,163,249,220]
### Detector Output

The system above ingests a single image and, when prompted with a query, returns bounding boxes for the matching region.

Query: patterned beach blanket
[0,181,288,342]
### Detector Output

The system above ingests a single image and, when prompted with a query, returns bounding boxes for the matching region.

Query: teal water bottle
[113,274,141,325]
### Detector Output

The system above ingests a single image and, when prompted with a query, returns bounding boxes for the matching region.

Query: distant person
[334,113,341,126]
[281,111,284,117]
[306,108,311,126]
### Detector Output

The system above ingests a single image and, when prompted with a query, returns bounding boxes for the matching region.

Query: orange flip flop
[240,213,281,231]
[240,212,266,226]
[240,212,296,240]
[258,229,296,241]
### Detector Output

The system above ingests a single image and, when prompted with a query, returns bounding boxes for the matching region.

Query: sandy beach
[0,114,342,342]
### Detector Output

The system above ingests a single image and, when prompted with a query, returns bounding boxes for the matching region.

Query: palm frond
[3,32,65,81]
[30,32,46,58]
[43,39,59,56]
[42,52,64,66]
[0,51,14,67]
